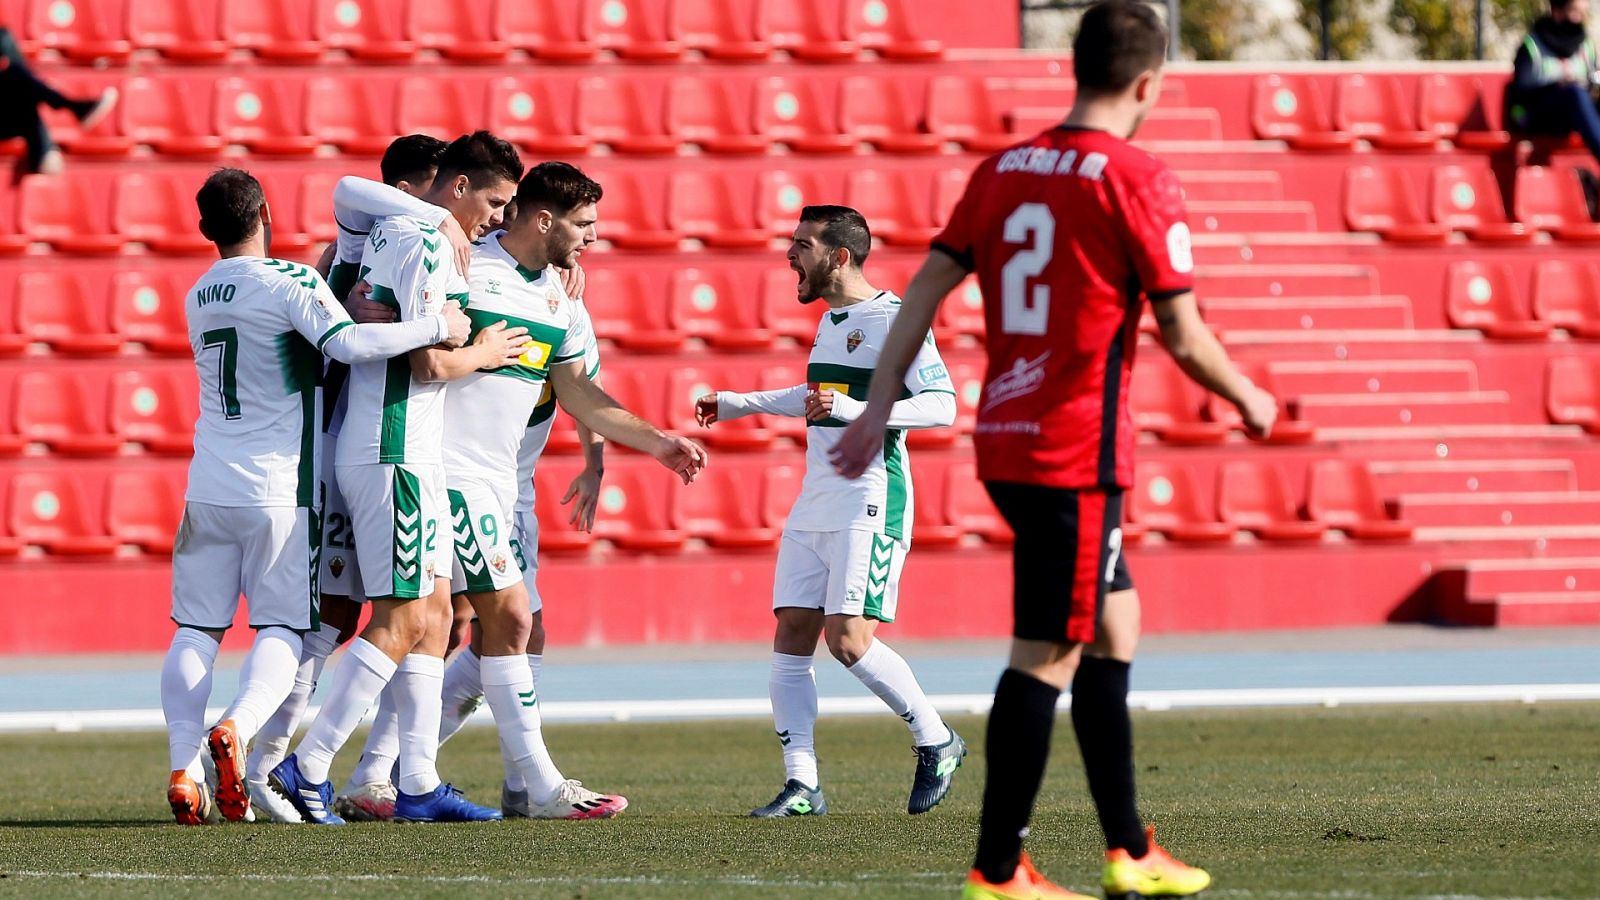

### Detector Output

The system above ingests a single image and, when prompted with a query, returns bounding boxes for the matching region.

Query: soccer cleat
[167,770,215,826]
[1102,826,1212,898]
[206,719,251,822]
[504,779,628,820]
[963,852,1095,900]
[908,727,966,814]
[334,781,397,822]
[266,754,345,825]
[393,783,503,823]
[248,778,303,823]
[749,779,827,818]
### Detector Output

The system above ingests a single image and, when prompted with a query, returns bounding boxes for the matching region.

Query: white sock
[394,654,445,796]
[345,685,399,789]
[437,646,485,748]
[480,654,565,802]
[218,627,302,745]
[501,653,544,792]
[296,638,397,785]
[247,628,338,783]
[161,628,218,781]
[769,652,819,788]
[847,639,950,747]
[527,653,543,691]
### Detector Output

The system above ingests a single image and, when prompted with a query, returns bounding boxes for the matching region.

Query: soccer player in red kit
[831,3,1278,897]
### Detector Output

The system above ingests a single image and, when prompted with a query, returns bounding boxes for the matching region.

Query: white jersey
[184,256,352,508]
[337,215,469,466]
[515,301,602,512]
[443,232,594,493]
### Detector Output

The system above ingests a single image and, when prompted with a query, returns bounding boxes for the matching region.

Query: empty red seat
[488,75,591,155]
[1513,166,1600,241]
[498,0,598,61]
[598,364,668,427]
[666,75,768,154]
[222,0,322,61]
[1306,460,1415,540]
[1546,356,1600,433]
[591,458,684,552]
[121,75,226,157]
[756,76,855,153]
[40,71,132,156]
[1341,166,1449,243]
[946,461,1012,544]
[759,169,846,237]
[845,169,940,246]
[678,459,799,548]
[944,354,986,436]
[215,75,318,156]
[111,269,191,354]
[598,172,679,250]
[845,0,940,59]
[249,171,313,256]
[675,0,768,60]
[317,0,415,60]
[1216,461,1326,542]
[307,74,399,155]
[668,170,768,250]
[28,0,133,62]
[18,172,123,254]
[396,75,488,142]
[669,266,772,349]
[0,277,26,357]
[15,271,121,354]
[1416,74,1510,151]
[839,76,941,153]
[925,77,1013,152]
[765,0,856,61]
[585,268,681,351]
[8,470,117,555]
[908,456,960,547]
[935,276,987,342]
[106,468,184,553]
[114,172,214,254]
[1445,260,1553,340]
[1250,74,1353,150]
[532,459,594,551]
[577,76,678,155]
[109,368,196,453]
[1128,462,1234,543]
[1130,364,1228,445]
[668,364,772,450]
[130,0,228,61]
[762,269,823,341]
[1430,164,1531,243]
[590,0,681,60]
[1331,74,1435,150]
[1532,259,1600,337]
[13,370,121,455]
[406,0,508,61]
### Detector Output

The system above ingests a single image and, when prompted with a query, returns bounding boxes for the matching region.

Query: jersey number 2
[1001,203,1055,336]
[201,327,242,420]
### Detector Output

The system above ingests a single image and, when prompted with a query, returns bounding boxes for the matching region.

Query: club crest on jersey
[545,288,562,314]
[846,329,865,353]
[491,552,509,575]
[329,556,345,578]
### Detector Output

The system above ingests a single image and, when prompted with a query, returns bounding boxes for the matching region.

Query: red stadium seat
[1546,356,1600,433]
[12,370,121,455]
[114,172,214,255]
[926,77,1014,152]
[577,76,679,155]
[498,0,599,61]
[845,169,940,246]
[1250,74,1353,150]
[669,171,769,250]
[1445,260,1553,340]
[0,481,18,555]
[668,364,772,449]
[296,170,342,243]
[585,268,681,351]
[1216,461,1326,542]
[1331,74,1435,150]
[1130,364,1228,445]
[592,459,684,551]
[600,364,668,426]
[488,76,592,155]
[675,0,768,60]
[1532,260,1600,337]
[839,76,941,153]
[18,172,123,254]
[109,368,196,454]
[8,470,117,556]
[678,459,798,548]
[0,277,27,357]
[946,461,1011,544]
[316,0,415,61]
[591,0,681,60]
[908,456,960,547]
[1340,166,1450,243]
[532,459,595,551]
[765,0,856,61]
[598,172,679,250]
[27,0,133,62]
[944,354,986,437]
[249,171,314,256]
[1513,166,1600,241]
[407,0,509,61]
[0,186,30,255]
[1430,164,1532,243]
[845,0,941,60]
[15,271,121,354]
[106,468,184,553]
[307,73,400,155]
[759,169,846,236]
[762,269,823,341]
[221,0,323,61]
[666,75,769,154]
[1128,461,1234,543]
[1306,460,1415,540]
[215,75,318,156]
[935,277,987,342]
[1201,365,1315,445]
[933,165,972,228]
[1416,74,1510,151]
[111,269,192,354]
[40,71,133,156]
[121,75,226,157]
[755,76,855,153]
[396,75,487,142]
[129,0,228,61]
[669,266,773,349]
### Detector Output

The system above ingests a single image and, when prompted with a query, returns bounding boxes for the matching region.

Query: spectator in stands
[0,26,117,181]
[1505,0,1600,213]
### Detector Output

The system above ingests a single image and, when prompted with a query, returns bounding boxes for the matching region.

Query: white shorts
[446,477,526,596]
[335,462,452,601]
[772,528,909,623]
[511,507,542,613]
[318,432,365,601]
[171,502,316,631]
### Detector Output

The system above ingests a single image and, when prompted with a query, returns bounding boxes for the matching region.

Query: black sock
[1071,656,1148,857]
[973,668,1060,883]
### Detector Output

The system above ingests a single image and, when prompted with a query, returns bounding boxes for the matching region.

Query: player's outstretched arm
[698,385,808,427]
[410,318,529,383]
[1152,292,1277,437]
[333,176,472,277]
[291,278,468,364]
[815,390,955,429]
[830,250,967,477]
[551,361,708,485]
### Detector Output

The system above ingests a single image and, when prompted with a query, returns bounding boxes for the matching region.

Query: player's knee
[476,591,532,652]
[824,627,872,667]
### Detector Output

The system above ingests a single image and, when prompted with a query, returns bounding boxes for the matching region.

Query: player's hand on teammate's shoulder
[653,433,709,485]
[561,467,603,531]
[471,319,532,367]
[559,263,585,301]
[439,215,473,278]
[440,301,470,348]
[694,392,720,427]
[1235,378,1279,440]
[830,414,887,479]
[804,389,837,422]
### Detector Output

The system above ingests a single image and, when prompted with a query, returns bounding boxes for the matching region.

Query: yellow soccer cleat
[963,852,1096,900]
[1102,826,1211,898]
[167,770,215,826]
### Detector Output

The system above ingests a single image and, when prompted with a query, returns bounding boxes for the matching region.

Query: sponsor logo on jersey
[918,363,948,383]
[545,288,562,314]
[846,328,865,353]
[491,551,509,575]
[329,556,345,578]
[815,381,850,397]
[981,351,1051,413]
[487,279,503,295]
[519,340,554,370]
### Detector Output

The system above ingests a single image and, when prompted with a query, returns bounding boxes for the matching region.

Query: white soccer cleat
[248,778,303,823]
[504,779,628,820]
[333,781,397,822]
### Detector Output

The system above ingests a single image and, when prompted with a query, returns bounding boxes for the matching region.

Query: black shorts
[984,481,1132,645]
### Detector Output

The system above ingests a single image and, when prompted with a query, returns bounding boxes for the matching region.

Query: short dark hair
[196,167,264,246]
[434,130,524,190]
[1073,1,1168,94]
[799,205,871,266]
[381,134,448,187]
[515,161,603,216]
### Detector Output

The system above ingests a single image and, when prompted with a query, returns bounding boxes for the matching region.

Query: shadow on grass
[0,818,163,829]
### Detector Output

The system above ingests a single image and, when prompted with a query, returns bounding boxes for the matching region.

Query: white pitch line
[4,683,1600,733]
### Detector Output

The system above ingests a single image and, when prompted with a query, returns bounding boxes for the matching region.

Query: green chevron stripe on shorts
[863,534,896,623]
[391,468,425,599]
[448,490,495,594]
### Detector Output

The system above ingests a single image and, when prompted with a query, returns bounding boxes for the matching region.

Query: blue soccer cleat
[394,783,503,823]
[266,754,345,826]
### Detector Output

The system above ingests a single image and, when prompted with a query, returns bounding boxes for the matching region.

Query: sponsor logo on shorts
[329,556,345,578]
[846,328,865,353]
[981,351,1051,413]
[491,552,509,575]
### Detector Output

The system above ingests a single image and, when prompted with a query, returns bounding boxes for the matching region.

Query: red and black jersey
[933,126,1194,490]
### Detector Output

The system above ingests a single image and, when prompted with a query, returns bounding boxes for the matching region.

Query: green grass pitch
[0,703,1596,898]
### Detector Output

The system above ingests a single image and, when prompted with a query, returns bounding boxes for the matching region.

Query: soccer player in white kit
[270,133,529,825]
[162,168,469,825]
[694,206,966,818]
